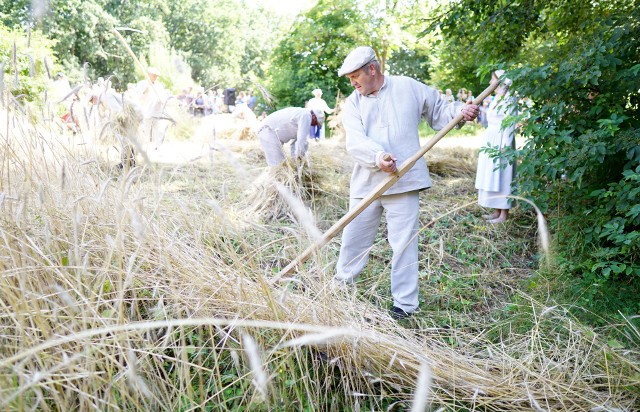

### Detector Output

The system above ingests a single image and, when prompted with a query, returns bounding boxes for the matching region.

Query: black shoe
[390,306,411,320]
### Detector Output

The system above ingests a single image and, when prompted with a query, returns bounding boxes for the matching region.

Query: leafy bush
[510,6,640,288]
[0,25,57,102]
[429,0,640,300]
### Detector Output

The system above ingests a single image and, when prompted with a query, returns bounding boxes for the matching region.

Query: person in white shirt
[306,88,335,140]
[132,67,171,149]
[255,107,319,166]
[334,46,479,319]
[444,88,454,102]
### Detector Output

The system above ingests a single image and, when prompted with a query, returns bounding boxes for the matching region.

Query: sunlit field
[1,98,638,412]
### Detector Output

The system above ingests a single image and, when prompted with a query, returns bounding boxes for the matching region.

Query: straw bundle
[111,99,143,168]
[326,100,345,142]
[426,146,478,177]
[213,113,257,141]
[239,159,321,224]
[217,125,255,140]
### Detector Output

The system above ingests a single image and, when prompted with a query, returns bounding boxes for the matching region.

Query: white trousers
[335,191,420,312]
[257,126,285,166]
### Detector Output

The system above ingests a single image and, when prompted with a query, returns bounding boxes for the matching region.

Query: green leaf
[607,339,624,349]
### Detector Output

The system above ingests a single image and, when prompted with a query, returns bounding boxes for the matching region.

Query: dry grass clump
[326,98,346,142]
[212,113,257,141]
[238,158,321,224]
[217,125,254,140]
[426,146,478,178]
[236,139,351,228]
[0,104,638,411]
[112,99,144,167]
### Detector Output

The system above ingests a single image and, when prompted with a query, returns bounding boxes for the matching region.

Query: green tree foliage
[102,0,172,86]
[0,0,163,87]
[164,0,235,89]
[163,0,280,91]
[267,0,365,109]
[267,0,430,110]
[1,0,279,92]
[387,46,431,84]
[427,0,640,296]
[0,25,57,103]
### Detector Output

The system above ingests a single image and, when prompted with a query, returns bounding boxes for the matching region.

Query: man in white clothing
[131,67,171,149]
[335,46,479,319]
[256,107,319,166]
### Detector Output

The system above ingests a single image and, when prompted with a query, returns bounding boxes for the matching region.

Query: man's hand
[462,102,480,121]
[377,153,397,174]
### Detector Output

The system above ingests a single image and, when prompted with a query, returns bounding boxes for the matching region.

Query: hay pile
[217,125,255,140]
[426,146,478,177]
[239,159,321,224]
[237,139,352,226]
[213,113,257,141]
[326,99,345,142]
[112,99,144,168]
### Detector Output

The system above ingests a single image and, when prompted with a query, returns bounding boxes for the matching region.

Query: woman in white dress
[475,70,516,223]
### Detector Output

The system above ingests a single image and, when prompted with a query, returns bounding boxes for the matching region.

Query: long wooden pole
[275,80,500,280]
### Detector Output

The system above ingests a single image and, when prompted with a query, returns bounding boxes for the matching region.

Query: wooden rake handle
[274,80,500,281]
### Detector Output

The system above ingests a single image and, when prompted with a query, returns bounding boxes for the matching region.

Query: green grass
[419,118,485,138]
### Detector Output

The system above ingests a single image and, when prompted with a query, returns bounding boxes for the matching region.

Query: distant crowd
[175,87,265,121]
[50,67,273,149]
[438,87,492,128]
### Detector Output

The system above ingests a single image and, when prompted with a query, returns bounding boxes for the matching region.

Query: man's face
[346,64,377,96]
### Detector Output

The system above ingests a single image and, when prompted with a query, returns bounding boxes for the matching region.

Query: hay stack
[239,159,321,223]
[112,99,143,168]
[426,146,478,177]
[214,112,257,141]
[326,99,345,142]
[217,125,255,140]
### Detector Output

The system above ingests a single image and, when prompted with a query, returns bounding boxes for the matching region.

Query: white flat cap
[494,69,513,87]
[338,46,376,76]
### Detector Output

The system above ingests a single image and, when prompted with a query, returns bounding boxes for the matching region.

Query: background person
[255,107,319,166]
[475,70,517,223]
[444,88,454,102]
[247,90,257,111]
[478,99,489,128]
[132,67,171,148]
[306,88,335,141]
[50,72,76,131]
[334,46,479,320]
[457,87,468,102]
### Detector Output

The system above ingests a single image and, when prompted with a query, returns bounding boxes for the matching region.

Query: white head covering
[312,88,322,97]
[494,70,512,87]
[338,46,376,76]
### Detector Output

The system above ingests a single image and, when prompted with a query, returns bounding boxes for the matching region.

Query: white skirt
[478,188,512,209]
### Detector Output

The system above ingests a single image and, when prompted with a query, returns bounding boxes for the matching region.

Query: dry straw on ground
[239,159,319,223]
[0,103,638,411]
[426,146,478,178]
